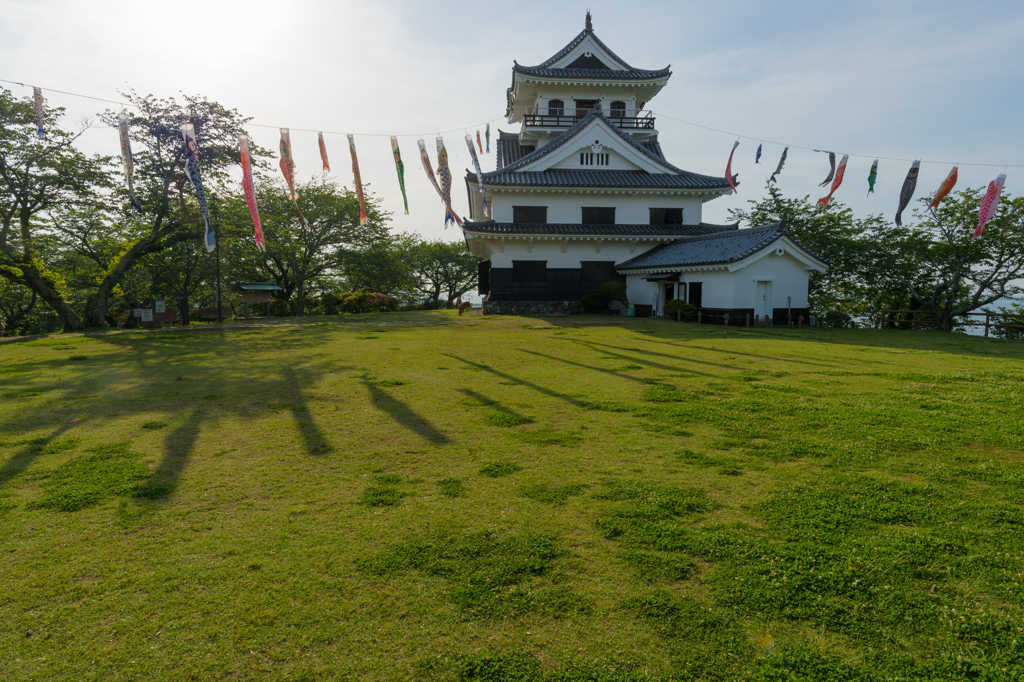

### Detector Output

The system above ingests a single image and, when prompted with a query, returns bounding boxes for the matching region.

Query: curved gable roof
[471,105,733,191]
[517,12,669,76]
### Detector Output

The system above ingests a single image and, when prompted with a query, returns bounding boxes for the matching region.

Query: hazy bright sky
[3,0,1023,242]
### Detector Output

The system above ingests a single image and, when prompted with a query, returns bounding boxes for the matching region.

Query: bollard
[746,313,750,327]
[798,315,803,328]
[697,310,702,324]
[724,313,730,327]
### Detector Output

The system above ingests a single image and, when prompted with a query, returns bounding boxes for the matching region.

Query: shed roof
[237,282,284,292]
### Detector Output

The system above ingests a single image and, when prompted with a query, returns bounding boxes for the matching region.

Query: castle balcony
[523,108,655,130]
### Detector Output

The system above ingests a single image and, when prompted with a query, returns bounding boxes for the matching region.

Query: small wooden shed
[237,282,284,316]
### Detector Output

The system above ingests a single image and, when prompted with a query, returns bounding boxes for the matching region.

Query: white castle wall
[489,193,708,226]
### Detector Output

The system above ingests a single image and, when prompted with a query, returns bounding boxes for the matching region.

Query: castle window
[609,101,626,117]
[547,99,564,116]
[650,208,683,225]
[582,207,615,224]
[579,153,610,166]
[513,206,548,224]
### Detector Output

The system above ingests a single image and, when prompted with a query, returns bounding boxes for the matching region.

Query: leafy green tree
[224,177,390,316]
[729,186,926,322]
[339,231,420,300]
[54,91,255,327]
[0,88,109,330]
[407,238,480,305]
[908,189,1024,331]
[144,237,215,324]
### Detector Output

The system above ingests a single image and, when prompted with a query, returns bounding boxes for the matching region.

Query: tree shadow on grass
[282,366,333,456]
[515,348,676,384]
[137,408,204,499]
[443,353,588,408]
[361,380,449,445]
[630,335,845,369]
[457,388,532,422]
[0,420,81,491]
[558,340,720,376]
[0,332,356,500]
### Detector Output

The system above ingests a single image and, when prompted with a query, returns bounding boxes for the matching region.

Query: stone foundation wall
[483,300,582,316]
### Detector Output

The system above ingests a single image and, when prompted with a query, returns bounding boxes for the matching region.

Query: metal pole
[215,236,222,323]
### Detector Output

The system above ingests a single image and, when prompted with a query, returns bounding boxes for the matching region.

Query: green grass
[1,310,1024,680]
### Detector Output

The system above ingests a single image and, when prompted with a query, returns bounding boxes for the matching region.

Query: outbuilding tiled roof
[467,105,732,191]
[463,221,739,237]
[616,223,827,270]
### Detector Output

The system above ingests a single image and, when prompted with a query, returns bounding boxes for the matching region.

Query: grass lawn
[2,311,1024,681]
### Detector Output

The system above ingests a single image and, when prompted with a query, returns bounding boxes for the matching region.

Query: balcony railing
[523,109,655,130]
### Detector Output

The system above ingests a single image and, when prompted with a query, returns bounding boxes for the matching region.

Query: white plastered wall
[726,250,812,309]
[489,192,706,226]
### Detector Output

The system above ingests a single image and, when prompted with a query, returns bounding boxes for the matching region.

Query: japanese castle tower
[464,12,826,322]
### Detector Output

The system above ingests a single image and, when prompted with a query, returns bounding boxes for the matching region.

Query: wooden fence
[879,309,1024,337]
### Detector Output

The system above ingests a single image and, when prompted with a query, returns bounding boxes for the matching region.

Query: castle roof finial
[585,10,593,31]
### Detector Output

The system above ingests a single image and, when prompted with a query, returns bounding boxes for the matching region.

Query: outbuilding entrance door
[756,281,773,319]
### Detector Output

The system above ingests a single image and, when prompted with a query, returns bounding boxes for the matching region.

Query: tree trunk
[0,264,83,331]
[296,278,305,317]
[180,296,190,325]
[83,282,116,328]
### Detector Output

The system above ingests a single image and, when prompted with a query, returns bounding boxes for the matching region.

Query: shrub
[323,292,398,314]
[580,282,627,314]
[663,299,697,321]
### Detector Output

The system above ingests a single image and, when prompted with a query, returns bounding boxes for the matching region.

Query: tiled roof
[616,223,827,270]
[463,221,739,237]
[469,170,733,190]
[496,130,534,170]
[513,65,671,80]
[237,282,284,291]
[641,139,665,159]
[469,104,732,191]
[524,13,668,75]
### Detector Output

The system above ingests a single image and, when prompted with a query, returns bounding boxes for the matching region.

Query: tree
[0,88,109,330]
[53,91,255,327]
[226,177,391,316]
[908,189,1024,331]
[0,278,38,335]
[407,238,480,305]
[145,237,215,324]
[729,186,927,322]
[339,231,419,300]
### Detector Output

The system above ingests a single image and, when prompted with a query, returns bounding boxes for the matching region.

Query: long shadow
[632,336,844,368]
[443,354,588,408]
[362,380,450,444]
[0,420,81,491]
[282,366,332,455]
[515,348,660,384]
[557,340,719,377]
[574,338,796,373]
[457,388,533,421]
[143,407,205,498]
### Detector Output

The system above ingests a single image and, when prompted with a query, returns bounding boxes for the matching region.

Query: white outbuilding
[462,12,828,323]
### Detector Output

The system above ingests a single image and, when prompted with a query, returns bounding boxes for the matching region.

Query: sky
[2,0,1024,243]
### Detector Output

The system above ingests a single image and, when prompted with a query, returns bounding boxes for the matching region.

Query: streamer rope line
[4,76,1023,167]
[0,77,502,139]
[650,111,1024,169]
